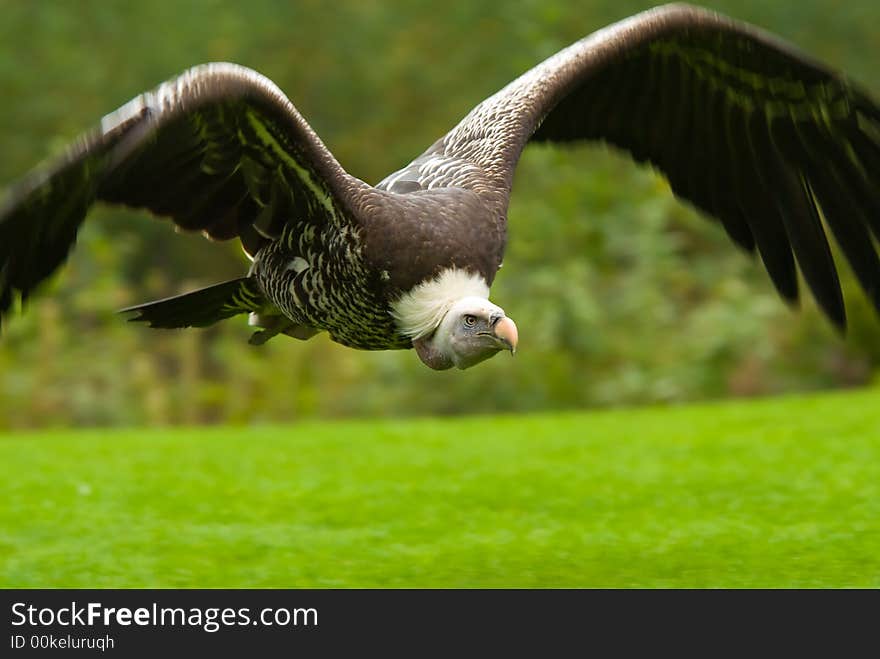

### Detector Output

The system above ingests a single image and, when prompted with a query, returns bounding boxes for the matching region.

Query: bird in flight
[1,3,878,370]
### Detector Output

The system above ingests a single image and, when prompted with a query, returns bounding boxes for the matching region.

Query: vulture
[1,3,879,370]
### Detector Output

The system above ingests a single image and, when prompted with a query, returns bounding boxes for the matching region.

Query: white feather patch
[286,257,310,273]
[391,268,490,339]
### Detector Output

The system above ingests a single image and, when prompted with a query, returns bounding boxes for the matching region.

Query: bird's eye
[463,314,477,327]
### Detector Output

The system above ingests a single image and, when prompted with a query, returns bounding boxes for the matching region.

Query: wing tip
[825,305,848,334]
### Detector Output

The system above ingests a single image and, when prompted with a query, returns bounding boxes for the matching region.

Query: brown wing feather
[0,63,368,323]
[439,3,880,328]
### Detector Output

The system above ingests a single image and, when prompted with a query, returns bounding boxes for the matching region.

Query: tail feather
[121,277,265,328]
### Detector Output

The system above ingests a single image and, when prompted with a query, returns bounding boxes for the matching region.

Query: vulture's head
[412,297,518,370]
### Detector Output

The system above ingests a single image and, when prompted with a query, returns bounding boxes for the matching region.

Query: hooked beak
[492,316,518,354]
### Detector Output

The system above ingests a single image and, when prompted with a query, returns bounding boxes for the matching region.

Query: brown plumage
[1,4,878,369]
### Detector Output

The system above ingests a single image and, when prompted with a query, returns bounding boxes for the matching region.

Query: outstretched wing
[438,3,880,328]
[0,62,368,323]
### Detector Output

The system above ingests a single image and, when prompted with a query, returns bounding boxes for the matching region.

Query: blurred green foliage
[0,0,878,428]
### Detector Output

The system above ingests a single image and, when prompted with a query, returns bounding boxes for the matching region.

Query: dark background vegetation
[1,0,878,428]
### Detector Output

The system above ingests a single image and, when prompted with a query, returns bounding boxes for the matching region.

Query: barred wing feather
[0,63,367,325]
[441,4,880,328]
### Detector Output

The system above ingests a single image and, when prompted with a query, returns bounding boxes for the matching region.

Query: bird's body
[246,181,506,353]
[1,3,878,369]
[250,219,394,350]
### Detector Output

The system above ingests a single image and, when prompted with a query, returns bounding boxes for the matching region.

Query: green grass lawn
[1,389,878,588]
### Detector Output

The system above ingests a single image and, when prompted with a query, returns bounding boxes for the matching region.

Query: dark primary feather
[0,63,368,327]
[438,3,880,328]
